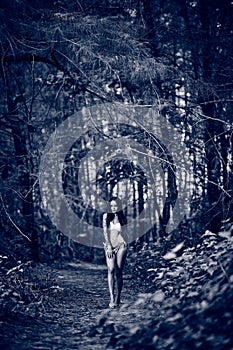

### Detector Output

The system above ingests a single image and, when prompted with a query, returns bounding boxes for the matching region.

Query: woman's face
[110,200,119,213]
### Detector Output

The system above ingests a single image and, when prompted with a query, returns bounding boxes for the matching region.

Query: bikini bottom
[111,242,128,254]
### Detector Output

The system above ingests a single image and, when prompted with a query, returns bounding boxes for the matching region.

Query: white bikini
[107,220,127,253]
[109,221,121,231]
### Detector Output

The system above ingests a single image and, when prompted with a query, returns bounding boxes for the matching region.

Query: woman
[103,197,128,308]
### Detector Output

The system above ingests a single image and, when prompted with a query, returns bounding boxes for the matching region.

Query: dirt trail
[1,260,144,350]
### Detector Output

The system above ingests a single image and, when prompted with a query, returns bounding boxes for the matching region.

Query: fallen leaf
[172,241,185,253]
[163,252,176,260]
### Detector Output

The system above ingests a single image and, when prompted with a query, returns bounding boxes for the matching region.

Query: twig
[0,193,32,243]
[218,260,229,282]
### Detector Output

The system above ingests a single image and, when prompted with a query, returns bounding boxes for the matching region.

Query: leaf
[219,231,233,240]
[186,291,199,298]
[200,300,209,310]
[166,313,182,322]
[172,241,185,253]
[152,291,165,302]
[163,252,176,260]
[167,270,180,277]
[207,267,217,276]
[129,326,140,335]
[202,230,217,237]
[134,297,146,306]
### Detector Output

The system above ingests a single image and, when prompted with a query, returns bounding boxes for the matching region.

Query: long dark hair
[106,197,127,228]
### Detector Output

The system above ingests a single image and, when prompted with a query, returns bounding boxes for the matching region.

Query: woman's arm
[103,213,111,246]
[103,213,113,258]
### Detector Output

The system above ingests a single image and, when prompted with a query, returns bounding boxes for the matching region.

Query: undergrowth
[100,229,233,350]
[0,257,55,319]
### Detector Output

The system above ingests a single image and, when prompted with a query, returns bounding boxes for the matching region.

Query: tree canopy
[0,0,232,260]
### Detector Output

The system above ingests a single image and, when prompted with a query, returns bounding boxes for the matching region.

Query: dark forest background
[0,1,233,349]
[0,0,232,262]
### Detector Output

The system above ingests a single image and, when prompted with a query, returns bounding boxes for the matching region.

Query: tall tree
[0,0,168,259]
[141,0,233,232]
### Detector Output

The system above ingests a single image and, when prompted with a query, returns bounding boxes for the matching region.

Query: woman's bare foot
[114,297,120,307]
[109,301,115,309]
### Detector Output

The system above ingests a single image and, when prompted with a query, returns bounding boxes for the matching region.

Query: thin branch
[54,48,108,99]
[199,99,233,106]
[218,260,230,282]
[5,179,39,201]
[207,180,231,198]
[29,55,35,117]
[0,193,32,243]
[0,53,55,67]
[188,107,232,127]
[74,0,84,11]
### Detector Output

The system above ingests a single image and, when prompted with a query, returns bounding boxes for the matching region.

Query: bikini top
[109,221,121,231]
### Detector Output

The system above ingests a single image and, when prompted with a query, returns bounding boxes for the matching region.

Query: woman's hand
[106,246,113,259]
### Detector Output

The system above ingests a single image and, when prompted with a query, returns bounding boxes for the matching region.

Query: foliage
[98,230,233,349]
[0,256,56,319]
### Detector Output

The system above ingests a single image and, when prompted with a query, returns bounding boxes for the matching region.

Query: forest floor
[1,230,233,349]
[0,257,146,350]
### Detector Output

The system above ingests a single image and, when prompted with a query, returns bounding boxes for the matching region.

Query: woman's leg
[106,254,116,307]
[115,245,127,306]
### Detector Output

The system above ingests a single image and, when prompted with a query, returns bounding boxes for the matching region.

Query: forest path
[2,260,145,350]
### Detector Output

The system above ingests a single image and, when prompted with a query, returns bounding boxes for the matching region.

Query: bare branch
[0,193,32,243]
